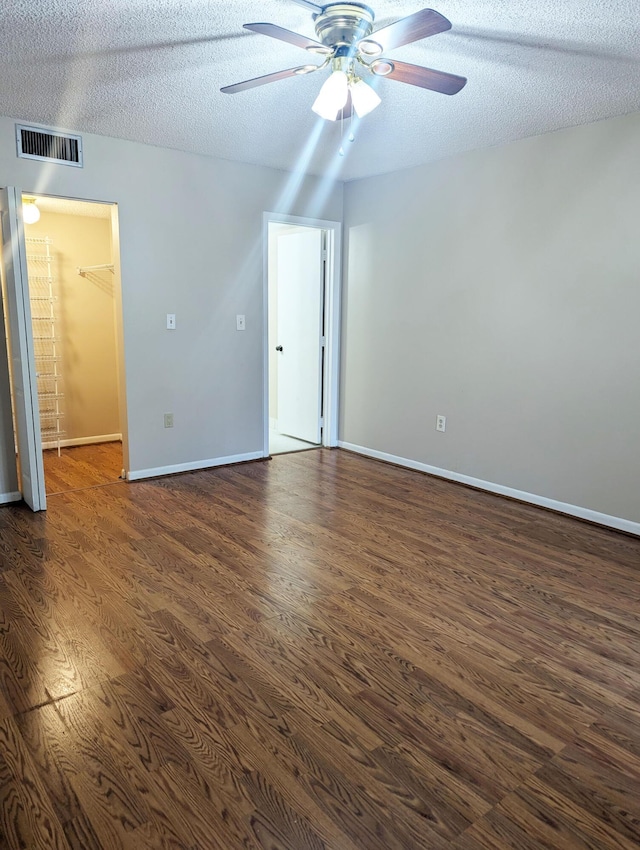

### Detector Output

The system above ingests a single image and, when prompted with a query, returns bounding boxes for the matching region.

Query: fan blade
[371,9,452,51]
[289,0,324,11]
[384,60,466,95]
[244,23,330,53]
[221,66,316,94]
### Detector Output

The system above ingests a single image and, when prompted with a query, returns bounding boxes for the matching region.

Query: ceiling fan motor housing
[314,3,375,47]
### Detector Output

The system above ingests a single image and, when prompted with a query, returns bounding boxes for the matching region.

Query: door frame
[108,203,130,478]
[0,186,47,510]
[1,189,130,504]
[263,212,342,456]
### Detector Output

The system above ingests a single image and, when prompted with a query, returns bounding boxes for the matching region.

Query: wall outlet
[164,413,174,428]
[436,414,446,433]
[236,314,246,331]
[166,314,176,330]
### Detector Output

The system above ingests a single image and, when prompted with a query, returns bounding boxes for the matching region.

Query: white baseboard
[42,433,122,450]
[126,450,265,482]
[0,490,21,505]
[338,441,640,537]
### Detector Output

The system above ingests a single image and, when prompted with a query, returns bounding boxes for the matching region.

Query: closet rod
[77,263,114,276]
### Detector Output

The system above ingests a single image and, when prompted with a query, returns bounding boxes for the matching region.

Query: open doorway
[17,194,125,497]
[265,214,342,458]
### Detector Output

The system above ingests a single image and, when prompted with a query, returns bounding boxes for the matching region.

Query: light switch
[166,313,176,330]
[236,314,246,331]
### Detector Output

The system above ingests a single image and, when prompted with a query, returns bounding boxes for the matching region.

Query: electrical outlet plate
[164,413,174,428]
[436,414,446,432]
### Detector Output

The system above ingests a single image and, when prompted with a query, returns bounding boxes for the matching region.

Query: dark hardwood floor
[43,441,123,495]
[0,448,639,849]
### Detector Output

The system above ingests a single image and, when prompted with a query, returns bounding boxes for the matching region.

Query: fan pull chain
[339,106,345,156]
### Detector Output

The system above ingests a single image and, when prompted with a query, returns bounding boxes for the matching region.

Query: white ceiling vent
[16,124,83,168]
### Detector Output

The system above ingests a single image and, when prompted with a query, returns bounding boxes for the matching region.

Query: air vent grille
[16,125,83,168]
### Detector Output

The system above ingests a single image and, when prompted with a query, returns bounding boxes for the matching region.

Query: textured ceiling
[30,196,112,218]
[1,1,639,181]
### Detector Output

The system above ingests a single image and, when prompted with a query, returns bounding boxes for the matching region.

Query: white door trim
[0,186,47,510]
[16,191,130,485]
[109,203,130,479]
[263,212,342,456]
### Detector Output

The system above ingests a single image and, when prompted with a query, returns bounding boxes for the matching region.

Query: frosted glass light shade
[23,201,40,224]
[312,70,349,121]
[350,78,381,118]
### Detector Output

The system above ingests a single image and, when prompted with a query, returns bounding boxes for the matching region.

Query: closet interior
[23,196,123,495]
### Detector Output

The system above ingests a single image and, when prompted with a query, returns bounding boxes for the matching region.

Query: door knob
[275,345,283,352]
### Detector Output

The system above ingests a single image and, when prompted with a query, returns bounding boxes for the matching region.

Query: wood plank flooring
[0,448,639,849]
[43,442,123,495]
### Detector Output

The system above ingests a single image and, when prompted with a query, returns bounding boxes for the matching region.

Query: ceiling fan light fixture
[22,198,40,224]
[349,78,381,117]
[224,5,467,128]
[371,58,394,76]
[312,69,349,120]
[358,39,383,57]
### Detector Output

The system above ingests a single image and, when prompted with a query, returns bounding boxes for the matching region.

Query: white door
[0,187,46,511]
[276,229,324,444]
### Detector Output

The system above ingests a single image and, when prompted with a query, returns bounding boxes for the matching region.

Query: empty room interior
[0,2,639,849]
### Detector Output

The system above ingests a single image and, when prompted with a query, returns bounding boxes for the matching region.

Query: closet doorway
[264,213,342,457]
[2,191,127,503]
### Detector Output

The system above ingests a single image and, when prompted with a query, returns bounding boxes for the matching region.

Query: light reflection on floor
[269,430,318,455]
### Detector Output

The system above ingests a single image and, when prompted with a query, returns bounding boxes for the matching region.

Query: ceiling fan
[221,2,467,121]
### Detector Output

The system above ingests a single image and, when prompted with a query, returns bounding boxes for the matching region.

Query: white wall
[0,116,343,492]
[341,110,640,528]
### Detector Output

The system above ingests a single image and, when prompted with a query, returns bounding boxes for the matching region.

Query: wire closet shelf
[26,236,65,455]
